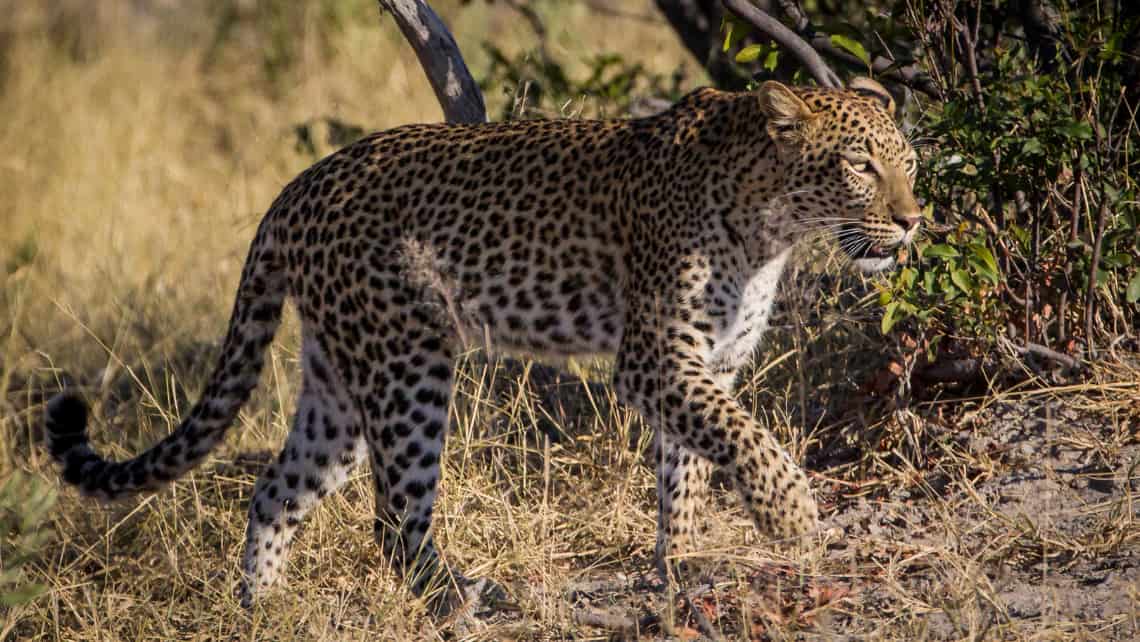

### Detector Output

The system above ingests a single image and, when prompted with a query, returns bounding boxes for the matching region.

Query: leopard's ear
[757,81,817,149]
[848,77,896,117]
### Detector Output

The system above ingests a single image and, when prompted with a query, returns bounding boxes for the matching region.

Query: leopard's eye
[848,161,872,174]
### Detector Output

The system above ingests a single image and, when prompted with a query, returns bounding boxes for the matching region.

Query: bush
[887,2,1138,368]
[0,472,56,607]
[722,0,1138,377]
[480,45,686,120]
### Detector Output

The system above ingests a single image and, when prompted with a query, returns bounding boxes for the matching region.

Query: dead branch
[955,6,985,109]
[915,357,983,384]
[571,608,662,636]
[1018,342,1082,371]
[377,0,487,123]
[774,0,808,32]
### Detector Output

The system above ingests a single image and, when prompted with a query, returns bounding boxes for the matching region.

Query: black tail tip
[46,393,89,436]
[46,393,91,463]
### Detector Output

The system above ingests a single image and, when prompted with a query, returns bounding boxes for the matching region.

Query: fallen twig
[680,589,726,641]
[1016,341,1082,371]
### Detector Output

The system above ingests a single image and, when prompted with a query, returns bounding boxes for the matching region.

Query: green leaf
[721,15,750,52]
[1021,138,1043,155]
[1127,273,1140,303]
[829,34,870,66]
[1102,252,1133,268]
[968,245,1000,285]
[899,266,917,289]
[923,243,960,259]
[735,44,764,63]
[763,49,779,72]
[881,300,902,334]
[951,268,974,294]
[1060,121,1093,140]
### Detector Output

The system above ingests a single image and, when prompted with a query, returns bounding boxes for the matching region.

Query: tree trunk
[377,0,487,123]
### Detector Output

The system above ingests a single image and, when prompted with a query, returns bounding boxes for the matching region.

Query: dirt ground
[4,331,1138,641]
[468,380,1139,641]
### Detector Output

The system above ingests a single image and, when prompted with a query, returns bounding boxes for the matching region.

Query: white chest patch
[706,248,791,376]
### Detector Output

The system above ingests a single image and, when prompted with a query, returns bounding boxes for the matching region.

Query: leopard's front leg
[615,299,819,569]
[654,434,713,581]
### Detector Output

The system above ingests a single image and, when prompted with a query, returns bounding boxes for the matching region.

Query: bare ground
[465,361,1140,641]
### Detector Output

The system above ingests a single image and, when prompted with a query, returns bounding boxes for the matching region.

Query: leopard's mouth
[837,224,904,273]
[836,225,898,259]
[860,243,895,259]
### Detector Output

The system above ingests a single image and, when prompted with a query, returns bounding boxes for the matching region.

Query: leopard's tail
[45,217,286,501]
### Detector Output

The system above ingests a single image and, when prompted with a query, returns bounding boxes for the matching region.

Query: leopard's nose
[892,213,921,231]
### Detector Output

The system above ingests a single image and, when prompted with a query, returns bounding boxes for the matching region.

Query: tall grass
[0,2,703,637]
[2,2,1136,639]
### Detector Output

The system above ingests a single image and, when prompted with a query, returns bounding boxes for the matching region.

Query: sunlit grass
[2,2,1137,639]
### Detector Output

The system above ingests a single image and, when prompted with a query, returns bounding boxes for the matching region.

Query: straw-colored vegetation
[2,1,1137,639]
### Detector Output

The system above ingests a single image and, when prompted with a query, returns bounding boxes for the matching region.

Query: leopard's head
[758,77,921,272]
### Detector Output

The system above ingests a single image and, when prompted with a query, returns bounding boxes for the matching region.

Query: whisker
[803,226,862,239]
[799,221,853,230]
[797,216,853,223]
[797,218,857,228]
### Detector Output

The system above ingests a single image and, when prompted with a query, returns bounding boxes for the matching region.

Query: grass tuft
[2,2,1137,639]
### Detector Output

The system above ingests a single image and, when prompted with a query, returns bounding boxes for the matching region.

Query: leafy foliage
[0,472,56,606]
[886,3,1139,360]
[879,226,1003,337]
[480,45,686,120]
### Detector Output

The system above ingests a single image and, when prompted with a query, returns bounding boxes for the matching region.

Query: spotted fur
[45,78,920,612]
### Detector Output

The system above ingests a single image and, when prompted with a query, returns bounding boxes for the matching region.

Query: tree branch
[813,37,941,97]
[774,0,808,32]
[727,0,941,97]
[377,0,487,124]
[722,0,841,88]
[654,0,746,89]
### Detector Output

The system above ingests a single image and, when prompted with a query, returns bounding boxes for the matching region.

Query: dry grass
[2,2,1138,640]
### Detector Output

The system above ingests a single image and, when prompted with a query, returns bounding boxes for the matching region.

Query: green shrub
[0,472,56,606]
[888,5,1139,359]
[480,45,686,120]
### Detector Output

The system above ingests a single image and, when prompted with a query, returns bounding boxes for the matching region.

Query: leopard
[45,76,921,615]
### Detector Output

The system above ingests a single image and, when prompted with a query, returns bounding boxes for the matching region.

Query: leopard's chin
[852,240,901,272]
[852,255,897,273]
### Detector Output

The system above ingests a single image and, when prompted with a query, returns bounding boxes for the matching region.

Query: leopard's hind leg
[353,306,458,599]
[240,333,365,606]
[349,296,505,622]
